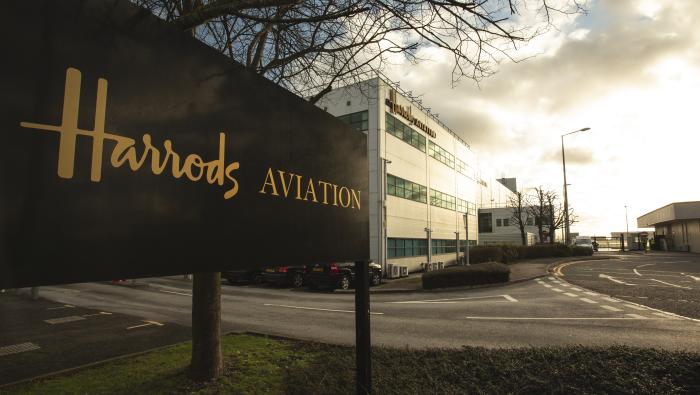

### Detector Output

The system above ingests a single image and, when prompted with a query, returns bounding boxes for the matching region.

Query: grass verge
[5,334,699,394]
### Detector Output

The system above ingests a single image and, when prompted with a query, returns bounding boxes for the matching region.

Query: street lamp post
[625,205,630,251]
[561,127,590,245]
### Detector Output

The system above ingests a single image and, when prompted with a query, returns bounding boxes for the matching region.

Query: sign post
[354,261,372,394]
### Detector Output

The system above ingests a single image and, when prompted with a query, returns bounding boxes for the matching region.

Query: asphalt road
[557,252,700,319]
[29,269,700,352]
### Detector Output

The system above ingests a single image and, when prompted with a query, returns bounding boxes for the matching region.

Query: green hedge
[465,243,593,264]
[422,262,510,289]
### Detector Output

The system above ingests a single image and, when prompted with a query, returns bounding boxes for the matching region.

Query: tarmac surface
[2,253,699,386]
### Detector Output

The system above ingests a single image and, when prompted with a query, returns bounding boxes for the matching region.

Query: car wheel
[339,275,350,290]
[292,272,304,288]
[371,271,381,286]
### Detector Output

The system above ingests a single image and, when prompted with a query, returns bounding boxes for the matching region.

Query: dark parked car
[222,269,263,285]
[304,262,382,290]
[262,265,306,288]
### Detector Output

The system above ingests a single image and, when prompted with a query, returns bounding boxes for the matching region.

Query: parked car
[222,269,263,285]
[304,262,382,290]
[262,265,306,288]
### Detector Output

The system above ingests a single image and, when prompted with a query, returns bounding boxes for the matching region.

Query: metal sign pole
[355,260,372,394]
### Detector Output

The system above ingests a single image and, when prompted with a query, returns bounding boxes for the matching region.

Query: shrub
[572,246,594,256]
[467,246,503,264]
[517,243,572,259]
[422,262,510,289]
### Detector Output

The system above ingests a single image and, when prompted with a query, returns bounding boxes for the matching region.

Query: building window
[428,141,455,169]
[337,110,368,132]
[479,212,493,233]
[456,158,472,178]
[430,189,456,211]
[385,113,426,152]
[388,238,428,258]
[387,174,427,203]
[432,239,457,254]
[456,198,473,213]
[503,219,509,227]
[496,219,502,227]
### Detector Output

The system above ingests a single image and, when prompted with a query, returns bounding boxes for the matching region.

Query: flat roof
[637,201,700,227]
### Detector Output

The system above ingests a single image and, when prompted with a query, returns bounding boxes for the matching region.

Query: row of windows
[386,113,427,152]
[430,189,456,211]
[428,141,455,169]
[337,110,368,132]
[388,238,470,257]
[389,176,473,214]
[388,238,428,258]
[456,158,474,179]
[387,174,427,203]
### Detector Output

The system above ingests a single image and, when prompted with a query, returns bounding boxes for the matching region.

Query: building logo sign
[385,89,437,138]
[1,0,369,289]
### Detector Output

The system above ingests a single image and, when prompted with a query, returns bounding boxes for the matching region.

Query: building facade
[317,78,513,272]
[477,206,539,246]
[637,201,700,253]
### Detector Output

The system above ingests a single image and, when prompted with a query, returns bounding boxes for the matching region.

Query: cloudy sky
[384,0,700,237]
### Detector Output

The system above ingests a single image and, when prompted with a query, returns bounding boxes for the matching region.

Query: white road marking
[264,303,384,315]
[584,292,599,296]
[543,284,553,288]
[47,305,75,310]
[633,269,642,276]
[681,273,700,281]
[551,288,564,292]
[624,304,647,311]
[563,293,578,297]
[464,316,661,320]
[601,297,621,303]
[559,284,571,288]
[126,320,164,330]
[44,316,85,324]
[0,342,41,357]
[158,289,192,296]
[548,277,556,280]
[599,274,636,286]
[600,305,623,312]
[625,314,647,319]
[569,287,582,291]
[580,298,597,304]
[82,312,113,318]
[389,295,517,304]
[650,279,691,290]
[661,261,690,264]
[653,312,672,318]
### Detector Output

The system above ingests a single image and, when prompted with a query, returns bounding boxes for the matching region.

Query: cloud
[541,147,595,165]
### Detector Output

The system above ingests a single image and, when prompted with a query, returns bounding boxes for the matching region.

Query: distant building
[637,201,700,252]
[496,178,517,194]
[477,206,541,246]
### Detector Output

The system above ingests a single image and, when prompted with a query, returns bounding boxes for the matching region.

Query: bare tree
[527,187,548,243]
[136,0,586,103]
[132,0,587,381]
[546,191,577,244]
[507,191,531,246]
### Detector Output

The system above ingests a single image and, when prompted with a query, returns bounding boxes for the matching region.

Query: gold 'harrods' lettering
[258,168,361,210]
[385,88,437,138]
[19,68,240,199]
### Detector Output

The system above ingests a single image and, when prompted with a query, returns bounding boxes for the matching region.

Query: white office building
[317,77,513,273]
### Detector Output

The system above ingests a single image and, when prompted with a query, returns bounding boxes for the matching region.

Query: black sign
[0,0,369,288]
